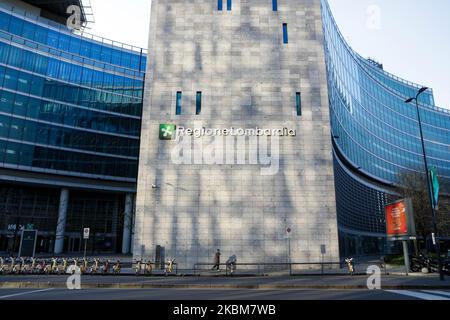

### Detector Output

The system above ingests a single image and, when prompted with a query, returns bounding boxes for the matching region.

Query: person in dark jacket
[212,249,221,270]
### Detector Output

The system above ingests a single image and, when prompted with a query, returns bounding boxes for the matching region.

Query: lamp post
[287,228,292,276]
[405,87,444,281]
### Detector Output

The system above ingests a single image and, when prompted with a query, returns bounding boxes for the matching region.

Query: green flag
[429,167,439,209]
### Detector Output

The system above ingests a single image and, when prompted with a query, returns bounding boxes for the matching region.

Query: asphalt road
[0,288,449,300]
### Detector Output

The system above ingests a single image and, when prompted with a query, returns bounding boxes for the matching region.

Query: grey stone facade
[134,0,339,269]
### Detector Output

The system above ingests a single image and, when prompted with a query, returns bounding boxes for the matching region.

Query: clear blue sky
[88,0,450,108]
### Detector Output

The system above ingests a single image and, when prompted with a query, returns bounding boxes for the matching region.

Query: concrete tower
[134,0,339,269]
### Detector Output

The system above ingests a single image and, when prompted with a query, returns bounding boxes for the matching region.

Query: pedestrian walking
[212,249,221,270]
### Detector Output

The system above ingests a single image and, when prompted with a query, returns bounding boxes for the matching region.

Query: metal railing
[193,262,376,276]
[0,2,146,55]
[0,30,146,77]
[0,257,400,277]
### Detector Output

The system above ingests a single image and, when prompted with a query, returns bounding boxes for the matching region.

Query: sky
[87,0,449,108]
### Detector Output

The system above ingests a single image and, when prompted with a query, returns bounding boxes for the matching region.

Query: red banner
[385,201,408,236]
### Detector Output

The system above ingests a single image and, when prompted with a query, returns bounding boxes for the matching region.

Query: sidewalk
[1,274,449,290]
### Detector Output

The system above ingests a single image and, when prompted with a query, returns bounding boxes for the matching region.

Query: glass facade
[0,4,146,181]
[0,185,125,254]
[0,2,144,254]
[322,0,450,255]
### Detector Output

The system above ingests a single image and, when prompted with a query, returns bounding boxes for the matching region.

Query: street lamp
[405,86,444,281]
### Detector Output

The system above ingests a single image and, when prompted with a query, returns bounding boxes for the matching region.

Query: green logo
[159,124,176,140]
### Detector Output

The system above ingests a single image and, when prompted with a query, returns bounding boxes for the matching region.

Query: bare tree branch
[396,170,450,239]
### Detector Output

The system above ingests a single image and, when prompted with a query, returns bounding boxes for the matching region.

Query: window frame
[296,92,302,116]
[283,23,288,44]
[196,91,202,115]
[176,91,182,115]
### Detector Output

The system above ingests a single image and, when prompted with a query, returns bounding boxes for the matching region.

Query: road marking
[386,290,449,300]
[0,289,54,300]
[421,290,450,298]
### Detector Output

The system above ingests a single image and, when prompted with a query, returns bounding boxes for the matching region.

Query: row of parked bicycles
[133,258,176,276]
[0,257,178,276]
[0,257,121,275]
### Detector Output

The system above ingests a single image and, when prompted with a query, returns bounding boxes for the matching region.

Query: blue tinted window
[34,54,48,74]
[0,12,11,31]
[130,55,140,70]
[111,50,121,65]
[22,21,35,39]
[176,91,182,115]
[13,94,28,116]
[227,0,232,11]
[101,47,112,64]
[283,23,288,44]
[91,43,102,60]
[21,50,34,70]
[3,68,18,90]
[196,92,202,115]
[296,92,302,116]
[47,30,59,47]
[0,91,14,113]
[69,37,81,54]
[17,72,31,93]
[218,0,223,11]
[80,40,91,57]
[47,59,60,78]
[273,0,278,11]
[0,114,10,137]
[0,66,5,87]
[0,10,146,178]
[9,117,24,140]
[34,26,47,43]
[121,52,131,69]
[10,16,23,35]
[58,34,70,51]
[7,46,22,67]
[0,43,8,63]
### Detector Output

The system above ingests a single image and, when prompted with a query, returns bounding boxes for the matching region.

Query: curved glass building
[1,0,448,261]
[0,0,146,254]
[321,0,450,256]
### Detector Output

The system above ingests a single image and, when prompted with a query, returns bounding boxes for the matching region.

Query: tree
[397,170,450,252]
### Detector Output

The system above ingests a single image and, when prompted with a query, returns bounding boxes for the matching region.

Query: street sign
[430,168,439,209]
[321,245,326,255]
[83,228,90,240]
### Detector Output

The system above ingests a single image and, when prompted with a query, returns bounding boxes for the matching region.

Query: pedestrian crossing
[387,290,450,300]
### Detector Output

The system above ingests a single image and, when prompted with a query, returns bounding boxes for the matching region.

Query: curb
[1,282,450,290]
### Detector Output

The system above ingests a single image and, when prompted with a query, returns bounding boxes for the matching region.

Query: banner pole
[402,240,410,276]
